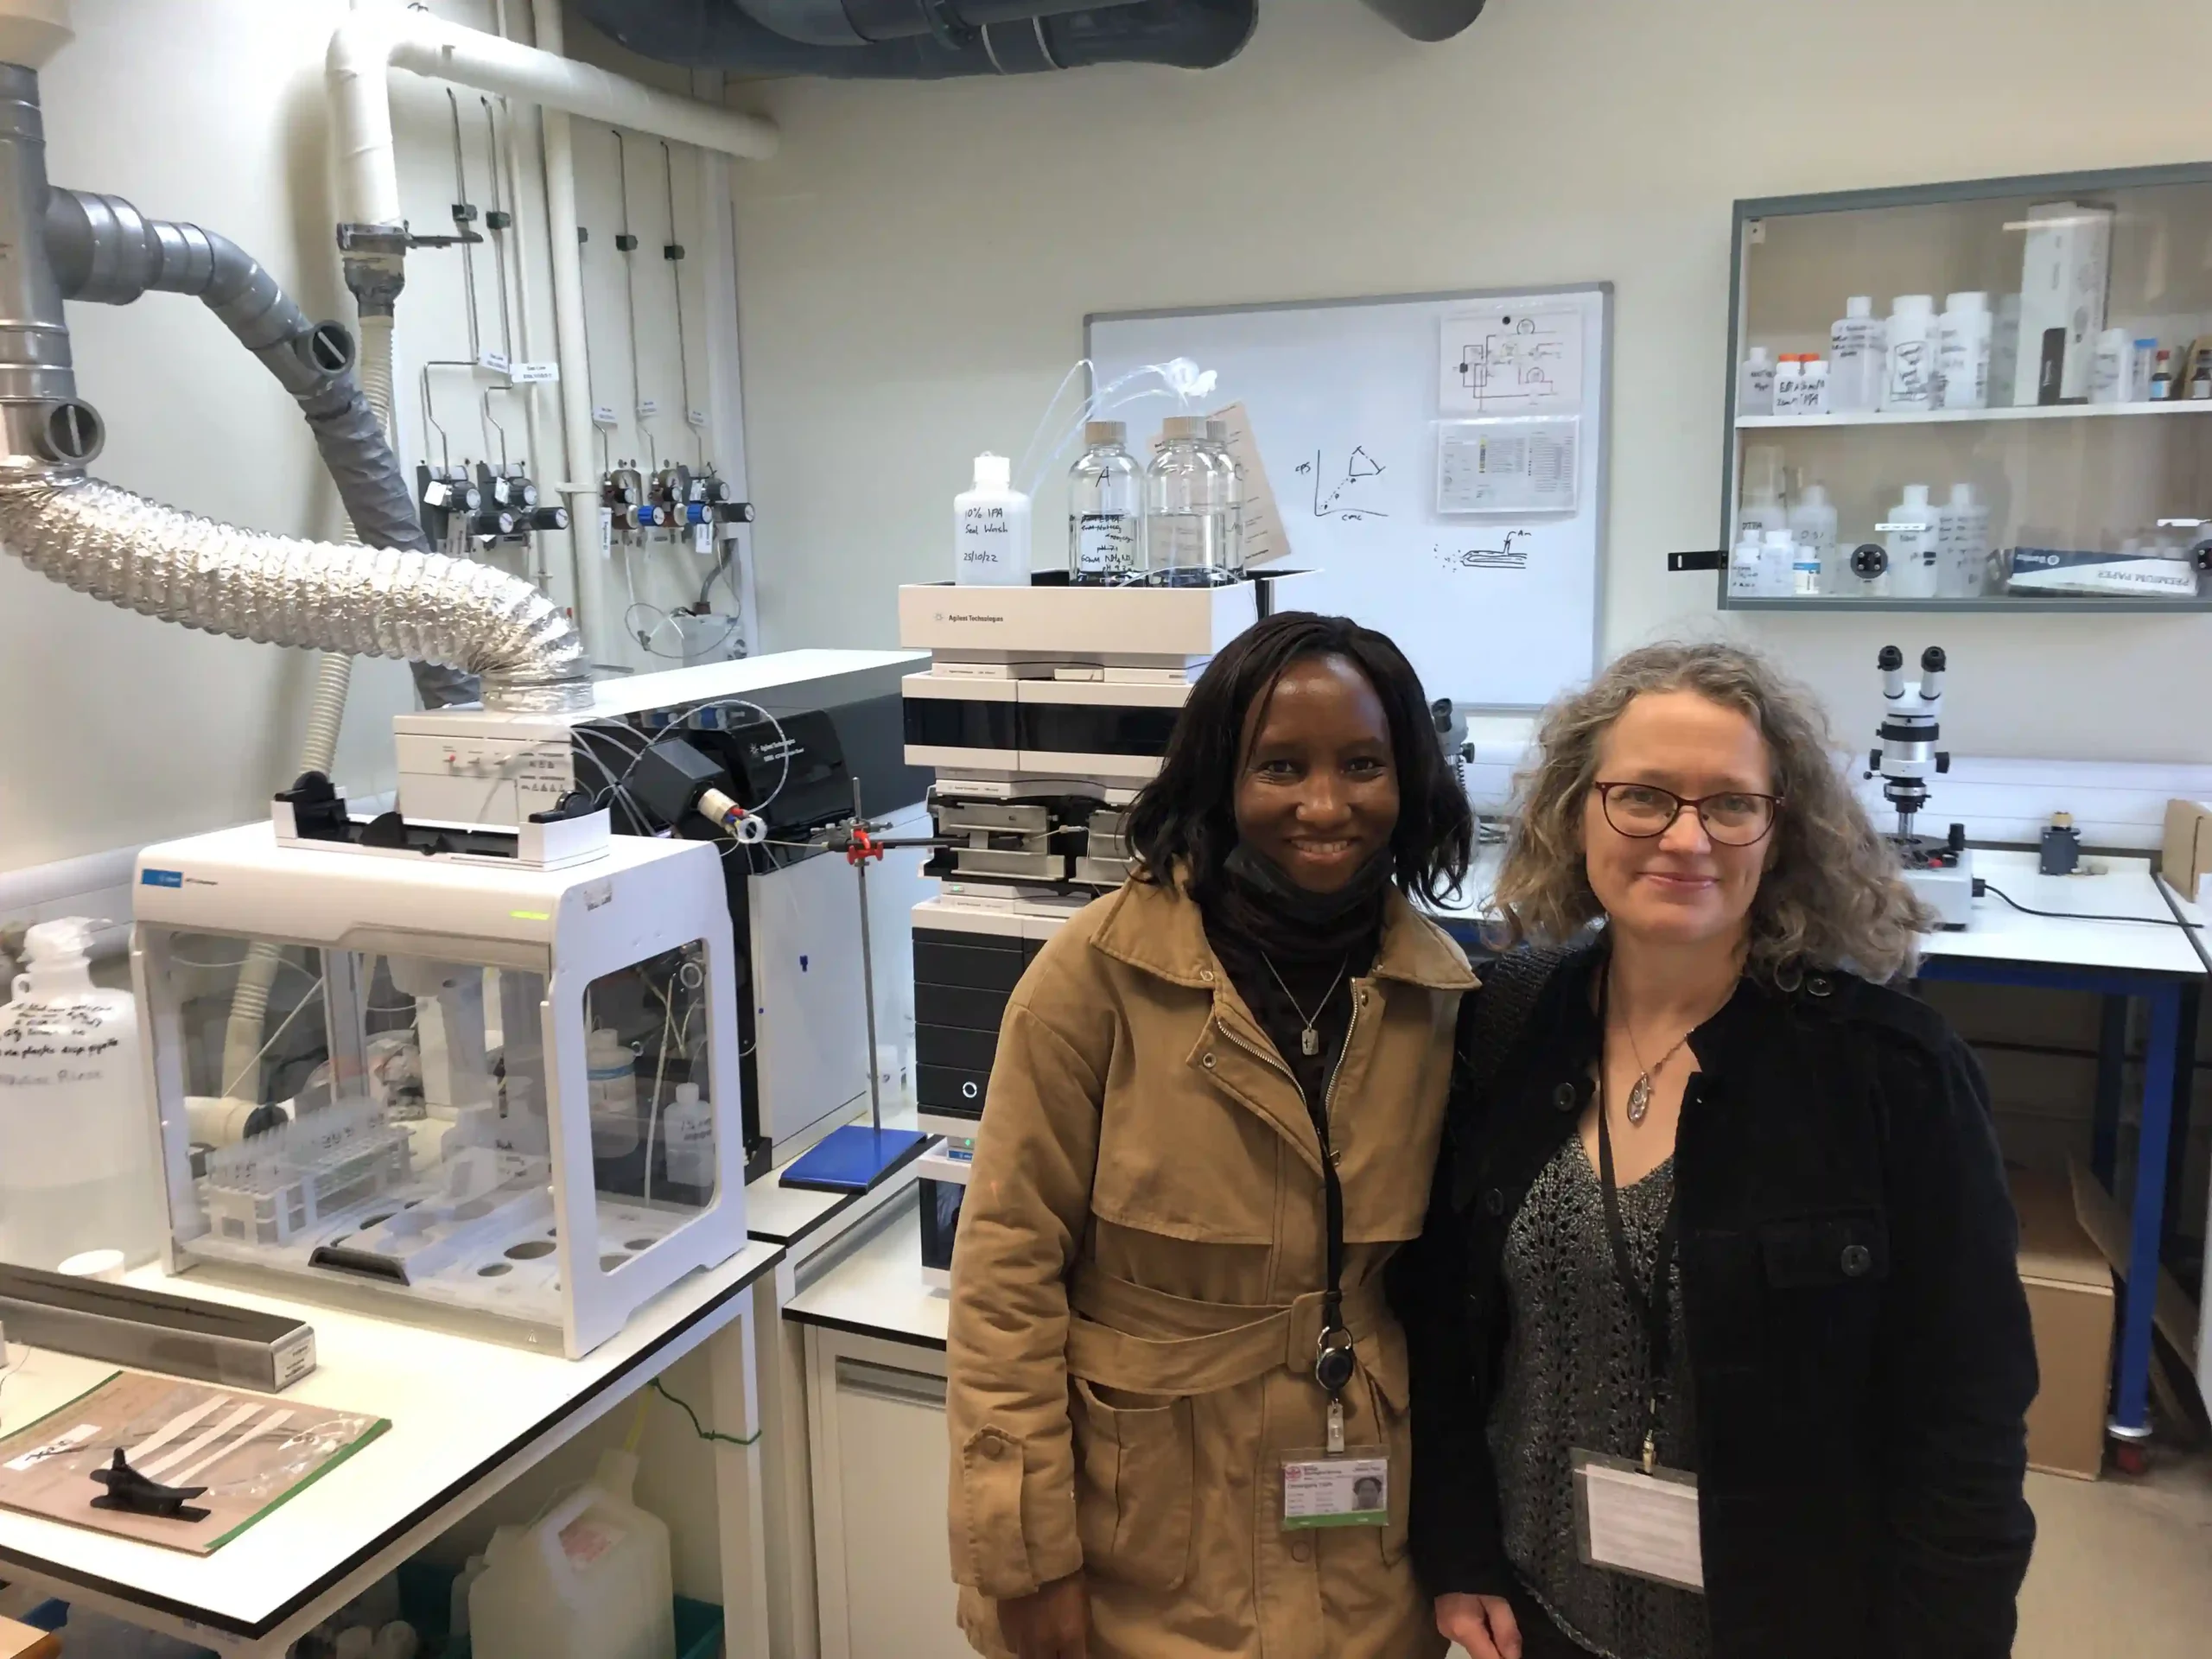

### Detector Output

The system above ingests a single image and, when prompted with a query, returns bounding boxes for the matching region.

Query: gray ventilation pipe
[1357,0,1487,42]
[42,188,477,709]
[575,0,1255,78]
[0,64,588,712]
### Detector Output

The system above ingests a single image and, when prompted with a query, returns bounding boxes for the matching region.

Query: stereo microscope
[1866,645,1973,929]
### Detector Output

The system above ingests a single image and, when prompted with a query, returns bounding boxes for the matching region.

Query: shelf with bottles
[1719,163,2212,611]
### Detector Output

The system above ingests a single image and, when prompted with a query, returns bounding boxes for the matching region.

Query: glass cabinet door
[1722,164,2212,609]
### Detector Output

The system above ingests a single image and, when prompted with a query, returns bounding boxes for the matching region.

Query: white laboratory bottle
[662,1081,715,1190]
[1738,346,1776,416]
[1884,483,1942,599]
[1789,483,1837,597]
[1799,355,1828,415]
[953,453,1031,587]
[1067,421,1141,585]
[1206,418,1249,573]
[2089,327,2132,404]
[2132,338,2158,401]
[1937,292,1992,410]
[1737,443,1785,542]
[0,918,158,1270]
[1770,353,1805,416]
[1760,529,1796,597]
[471,1448,676,1659]
[1144,416,1234,587]
[1938,482,1991,598]
[1828,296,1886,413]
[1885,295,1939,412]
[586,1027,639,1159]
[1728,531,1765,600]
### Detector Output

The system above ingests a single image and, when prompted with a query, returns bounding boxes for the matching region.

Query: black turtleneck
[1197,845,1389,1114]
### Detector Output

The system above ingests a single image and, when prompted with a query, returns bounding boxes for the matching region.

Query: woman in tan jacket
[945,611,1478,1659]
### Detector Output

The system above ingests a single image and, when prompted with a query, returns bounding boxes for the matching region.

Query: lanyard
[1306,995,1357,1452]
[1594,969,1682,1476]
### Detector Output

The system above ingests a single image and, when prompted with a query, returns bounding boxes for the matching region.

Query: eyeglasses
[1592,781,1782,847]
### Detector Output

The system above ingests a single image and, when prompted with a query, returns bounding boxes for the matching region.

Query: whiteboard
[1087,284,1610,711]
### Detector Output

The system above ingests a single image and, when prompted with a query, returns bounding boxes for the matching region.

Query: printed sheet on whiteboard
[1437,416,1579,514]
[1440,308,1582,416]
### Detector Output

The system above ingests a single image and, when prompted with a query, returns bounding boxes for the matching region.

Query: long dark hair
[1124,611,1473,903]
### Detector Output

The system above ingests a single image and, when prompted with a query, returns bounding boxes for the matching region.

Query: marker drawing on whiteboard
[1438,530,1532,572]
[1301,448,1390,520]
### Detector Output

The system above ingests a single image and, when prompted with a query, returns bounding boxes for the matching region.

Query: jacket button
[979,1432,1008,1459]
[1552,1082,1578,1113]
[1840,1243,1872,1277]
[1482,1188,1505,1216]
[1807,973,1833,998]
[1202,1052,1217,1070]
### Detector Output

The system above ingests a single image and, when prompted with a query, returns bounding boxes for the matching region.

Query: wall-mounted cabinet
[1720,164,2212,612]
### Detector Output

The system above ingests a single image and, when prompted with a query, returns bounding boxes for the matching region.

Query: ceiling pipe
[326,1,778,230]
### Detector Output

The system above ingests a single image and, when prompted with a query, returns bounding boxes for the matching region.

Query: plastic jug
[0,918,158,1269]
[469,1448,675,1659]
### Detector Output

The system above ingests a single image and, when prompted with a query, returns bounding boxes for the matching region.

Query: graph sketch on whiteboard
[1440,309,1581,416]
[1295,447,1391,521]
[1437,530,1532,572]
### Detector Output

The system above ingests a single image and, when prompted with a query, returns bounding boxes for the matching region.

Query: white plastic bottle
[0,918,158,1269]
[1938,482,1991,598]
[471,1448,676,1659]
[1067,421,1141,584]
[661,1080,715,1190]
[1884,483,1942,599]
[1760,528,1797,597]
[1799,355,1828,415]
[953,453,1031,587]
[1737,443,1785,540]
[1937,292,1993,410]
[1770,353,1805,416]
[1885,295,1940,412]
[1727,530,1765,600]
[586,1027,639,1159]
[2089,327,2132,404]
[1828,296,1887,413]
[1788,483,1837,597]
[1738,346,1777,416]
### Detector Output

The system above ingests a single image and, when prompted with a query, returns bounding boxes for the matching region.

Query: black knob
[530,505,570,532]
[1921,646,1947,672]
[1876,643,1904,670]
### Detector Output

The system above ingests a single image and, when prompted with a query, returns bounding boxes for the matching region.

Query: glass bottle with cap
[1205,418,1248,573]
[1144,416,1235,587]
[1068,420,1142,586]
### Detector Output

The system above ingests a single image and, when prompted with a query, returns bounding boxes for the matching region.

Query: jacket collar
[1533,937,1780,1079]
[1090,873,1477,992]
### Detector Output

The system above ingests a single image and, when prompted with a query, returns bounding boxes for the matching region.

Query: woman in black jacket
[1395,642,2037,1659]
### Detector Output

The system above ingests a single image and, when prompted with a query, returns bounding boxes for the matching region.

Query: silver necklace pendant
[1301,1026,1321,1057]
[1626,1071,1654,1125]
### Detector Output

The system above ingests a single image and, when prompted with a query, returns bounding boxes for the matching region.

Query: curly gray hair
[1493,641,1931,983]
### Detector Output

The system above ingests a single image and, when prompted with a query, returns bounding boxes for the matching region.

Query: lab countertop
[782,1192,946,1354]
[1924,849,2203,977]
[0,1239,783,1642]
[743,1100,930,1259]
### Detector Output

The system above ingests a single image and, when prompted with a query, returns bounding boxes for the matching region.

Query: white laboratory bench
[0,1241,784,1657]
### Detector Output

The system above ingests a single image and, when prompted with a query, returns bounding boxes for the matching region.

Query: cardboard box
[2012,1168,2116,1479]
[0,1617,60,1659]
[2161,798,2212,906]
[2012,200,2113,405]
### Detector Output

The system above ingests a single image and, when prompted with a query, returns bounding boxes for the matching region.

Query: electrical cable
[649,1378,760,1447]
[218,975,328,1100]
[1979,882,2202,929]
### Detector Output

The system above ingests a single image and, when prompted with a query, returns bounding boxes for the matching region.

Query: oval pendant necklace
[1612,985,1701,1126]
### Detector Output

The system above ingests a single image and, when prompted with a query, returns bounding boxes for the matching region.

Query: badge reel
[1281,1326,1389,1531]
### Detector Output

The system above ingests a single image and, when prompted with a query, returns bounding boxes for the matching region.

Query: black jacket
[1391,944,2038,1659]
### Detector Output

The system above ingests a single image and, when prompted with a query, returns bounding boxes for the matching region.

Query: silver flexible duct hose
[0,476,590,702]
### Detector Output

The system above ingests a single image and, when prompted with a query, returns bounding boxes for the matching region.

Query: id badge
[1569,1447,1704,1592]
[1281,1446,1389,1529]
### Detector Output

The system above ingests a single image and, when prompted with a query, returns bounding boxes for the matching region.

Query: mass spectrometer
[899,573,1316,1273]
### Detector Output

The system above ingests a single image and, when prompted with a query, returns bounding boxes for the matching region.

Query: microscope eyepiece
[1877,645,1904,671]
[1921,646,1947,672]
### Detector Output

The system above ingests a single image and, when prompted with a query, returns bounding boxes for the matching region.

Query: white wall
[0,0,748,880]
[725,0,2212,762]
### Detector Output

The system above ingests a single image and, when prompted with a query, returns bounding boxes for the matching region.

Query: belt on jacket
[1064,1265,1400,1400]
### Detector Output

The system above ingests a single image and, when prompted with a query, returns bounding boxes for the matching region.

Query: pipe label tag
[687,406,709,429]
[636,399,660,419]
[592,404,620,427]
[510,361,561,385]
[477,351,511,374]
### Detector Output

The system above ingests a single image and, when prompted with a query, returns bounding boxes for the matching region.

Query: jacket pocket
[1363,1351,1414,1567]
[1070,1378,1195,1591]
[1759,1209,1890,1287]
